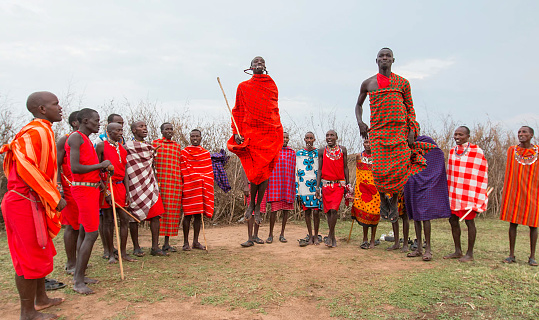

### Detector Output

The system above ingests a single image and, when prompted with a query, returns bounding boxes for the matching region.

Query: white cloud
[394,58,456,80]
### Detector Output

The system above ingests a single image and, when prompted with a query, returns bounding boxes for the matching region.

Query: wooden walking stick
[108,175,125,280]
[347,219,354,243]
[459,187,494,222]
[201,213,208,252]
[217,77,242,139]
[115,203,141,223]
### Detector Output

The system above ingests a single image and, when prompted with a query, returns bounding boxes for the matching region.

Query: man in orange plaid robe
[1,91,67,320]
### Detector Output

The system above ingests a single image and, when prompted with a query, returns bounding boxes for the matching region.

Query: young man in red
[67,108,112,294]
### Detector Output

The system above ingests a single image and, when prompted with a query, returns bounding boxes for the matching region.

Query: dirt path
[0,222,434,319]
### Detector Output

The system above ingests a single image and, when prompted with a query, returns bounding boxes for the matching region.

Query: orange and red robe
[0,119,62,279]
[500,145,539,227]
[368,73,435,194]
[227,74,284,185]
[352,152,380,227]
[153,138,182,236]
[180,146,214,218]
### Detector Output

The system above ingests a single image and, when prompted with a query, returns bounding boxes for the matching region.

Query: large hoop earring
[244,68,253,75]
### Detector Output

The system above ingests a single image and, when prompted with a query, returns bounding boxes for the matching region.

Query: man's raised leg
[252,180,269,224]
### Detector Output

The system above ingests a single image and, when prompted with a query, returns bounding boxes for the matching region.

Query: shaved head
[131,120,145,131]
[26,91,56,115]
[107,122,122,133]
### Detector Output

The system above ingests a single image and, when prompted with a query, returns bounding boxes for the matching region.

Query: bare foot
[73,283,95,295]
[122,255,137,262]
[331,237,337,248]
[458,255,474,262]
[84,277,99,284]
[65,266,75,275]
[422,251,433,261]
[253,207,262,225]
[307,236,314,245]
[313,237,320,245]
[407,250,422,257]
[368,241,375,249]
[25,311,59,319]
[401,245,409,253]
[108,256,118,264]
[386,244,400,251]
[192,242,206,250]
[182,243,191,251]
[35,297,65,311]
[443,252,463,259]
[244,204,254,220]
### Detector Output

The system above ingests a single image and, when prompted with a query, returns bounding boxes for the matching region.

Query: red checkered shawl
[180,146,214,217]
[267,146,296,203]
[124,140,160,220]
[227,74,284,185]
[368,73,434,193]
[447,143,489,213]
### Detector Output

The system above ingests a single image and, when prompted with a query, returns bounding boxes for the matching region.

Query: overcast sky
[1,0,538,139]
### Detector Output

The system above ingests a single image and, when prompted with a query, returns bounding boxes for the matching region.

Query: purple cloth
[211,149,231,193]
[404,136,451,221]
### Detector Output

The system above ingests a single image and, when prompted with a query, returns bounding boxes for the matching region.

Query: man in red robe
[1,91,67,319]
[56,111,80,275]
[227,56,283,247]
[96,123,134,263]
[180,129,214,250]
[67,108,112,294]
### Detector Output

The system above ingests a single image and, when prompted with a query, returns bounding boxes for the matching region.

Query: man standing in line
[296,132,322,246]
[315,130,350,248]
[67,108,112,294]
[153,122,182,252]
[124,121,167,256]
[265,132,296,244]
[1,91,67,319]
[355,48,434,222]
[56,111,80,274]
[180,129,214,250]
[227,56,283,246]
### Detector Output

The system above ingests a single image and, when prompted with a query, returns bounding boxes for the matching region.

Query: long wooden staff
[201,213,208,252]
[217,77,242,139]
[115,203,140,223]
[108,176,125,280]
[459,187,494,222]
[347,220,354,243]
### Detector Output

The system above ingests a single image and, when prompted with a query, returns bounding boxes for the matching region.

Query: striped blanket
[124,140,160,220]
[180,146,214,218]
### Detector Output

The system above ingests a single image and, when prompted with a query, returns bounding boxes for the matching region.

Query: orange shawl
[0,119,62,238]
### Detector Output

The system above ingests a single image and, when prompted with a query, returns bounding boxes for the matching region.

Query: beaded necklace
[514,144,538,165]
[360,151,372,165]
[325,144,342,160]
[107,139,122,163]
[454,142,470,157]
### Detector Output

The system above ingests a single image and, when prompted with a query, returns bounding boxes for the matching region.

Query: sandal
[422,252,433,261]
[162,245,177,252]
[298,239,309,247]
[317,235,323,242]
[407,250,422,258]
[266,236,273,244]
[44,278,66,291]
[528,257,538,266]
[253,237,265,244]
[502,256,516,264]
[279,235,287,243]
[241,240,254,247]
[150,248,170,256]
[132,248,145,257]
[360,241,369,250]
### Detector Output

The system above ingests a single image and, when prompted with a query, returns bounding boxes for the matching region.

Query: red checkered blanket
[447,143,489,212]
[124,140,160,220]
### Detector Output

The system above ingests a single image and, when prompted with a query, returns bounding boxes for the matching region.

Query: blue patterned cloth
[296,148,322,209]
[211,149,231,193]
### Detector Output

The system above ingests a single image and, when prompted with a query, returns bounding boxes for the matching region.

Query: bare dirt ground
[0,222,441,320]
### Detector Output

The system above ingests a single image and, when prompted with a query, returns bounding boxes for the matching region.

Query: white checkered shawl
[124,140,160,220]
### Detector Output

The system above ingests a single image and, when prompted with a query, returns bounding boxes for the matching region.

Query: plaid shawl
[447,143,489,213]
[124,140,160,220]
[227,74,284,185]
[404,136,451,221]
[267,146,296,203]
[181,146,214,217]
[500,145,539,227]
[296,148,321,208]
[368,73,436,193]
[211,149,231,192]
[0,119,62,238]
[152,138,182,236]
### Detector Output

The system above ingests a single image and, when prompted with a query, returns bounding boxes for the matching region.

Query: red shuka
[227,74,284,185]
[180,146,214,218]
[99,141,128,208]
[60,133,79,230]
